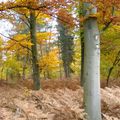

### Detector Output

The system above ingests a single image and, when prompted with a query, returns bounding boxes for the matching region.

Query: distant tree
[57,20,74,78]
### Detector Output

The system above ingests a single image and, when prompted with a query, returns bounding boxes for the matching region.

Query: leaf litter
[0,79,120,120]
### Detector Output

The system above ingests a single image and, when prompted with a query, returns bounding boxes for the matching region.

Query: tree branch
[0,33,31,51]
[101,6,115,32]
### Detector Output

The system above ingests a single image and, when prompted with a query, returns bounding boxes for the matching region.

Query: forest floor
[0,78,120,120]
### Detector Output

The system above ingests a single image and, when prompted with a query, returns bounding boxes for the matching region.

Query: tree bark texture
[83,2,101,120]
[30,11,40,90]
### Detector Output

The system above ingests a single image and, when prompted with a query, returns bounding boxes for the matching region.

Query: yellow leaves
[4,31,53,55]
[36,12,51,23]
[37,32,53,44]
[20,41,33,46]
[89,13,100,18]
[112,25,120,31]
[13,34,27,40]
[0,37,4,52]
[0,47,3,52]
[5,56,22,71]
[39,49,60,73]
[0,37,3,46]
[5,34,31,54]
[0,36,3,43]
[35,11,51,19]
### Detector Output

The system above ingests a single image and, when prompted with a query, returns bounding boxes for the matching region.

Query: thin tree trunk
[79,1,85,86]
[80,31,84,86]
[1,66,4,80]
[22,57,27,80]
[106,50,120,86]
[45,27,51,79]
[57,40,62,80]
[6,69,8,82]
[106,67,113,86]
[83,2,101,120]
[30,10,40,90]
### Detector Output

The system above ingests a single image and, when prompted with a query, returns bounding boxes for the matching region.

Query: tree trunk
[79,1,85,86]
[30,11,40,90]
[83,2,101,120]
[22,57,27,80]
[57,22,74,79]
[106,50,120,86]
[57,40,62,80]
[80,30,84,86]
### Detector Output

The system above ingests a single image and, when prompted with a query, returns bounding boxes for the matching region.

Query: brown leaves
[0,79,120,120]
[57,8,75,29]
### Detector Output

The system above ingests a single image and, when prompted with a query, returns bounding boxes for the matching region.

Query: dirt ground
[0,79,120,120]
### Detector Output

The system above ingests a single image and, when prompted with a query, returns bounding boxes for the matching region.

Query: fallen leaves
[0,80,120,120]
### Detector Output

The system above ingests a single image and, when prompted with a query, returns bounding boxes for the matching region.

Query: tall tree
[57,8,75,79]
[57,21,74,78]
[29,10,40,90]
[83,2,101,120]
[79,3,85,86]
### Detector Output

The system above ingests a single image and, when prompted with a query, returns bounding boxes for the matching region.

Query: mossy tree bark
[30,11,40,90]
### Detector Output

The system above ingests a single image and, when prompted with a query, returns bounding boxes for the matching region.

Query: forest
[0,0,120,120]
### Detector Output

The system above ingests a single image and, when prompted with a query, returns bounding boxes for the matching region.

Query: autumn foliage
[0,0,119,119]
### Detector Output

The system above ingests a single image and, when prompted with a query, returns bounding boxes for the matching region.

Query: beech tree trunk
[30,11,40,90]
[83,2,101,120]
